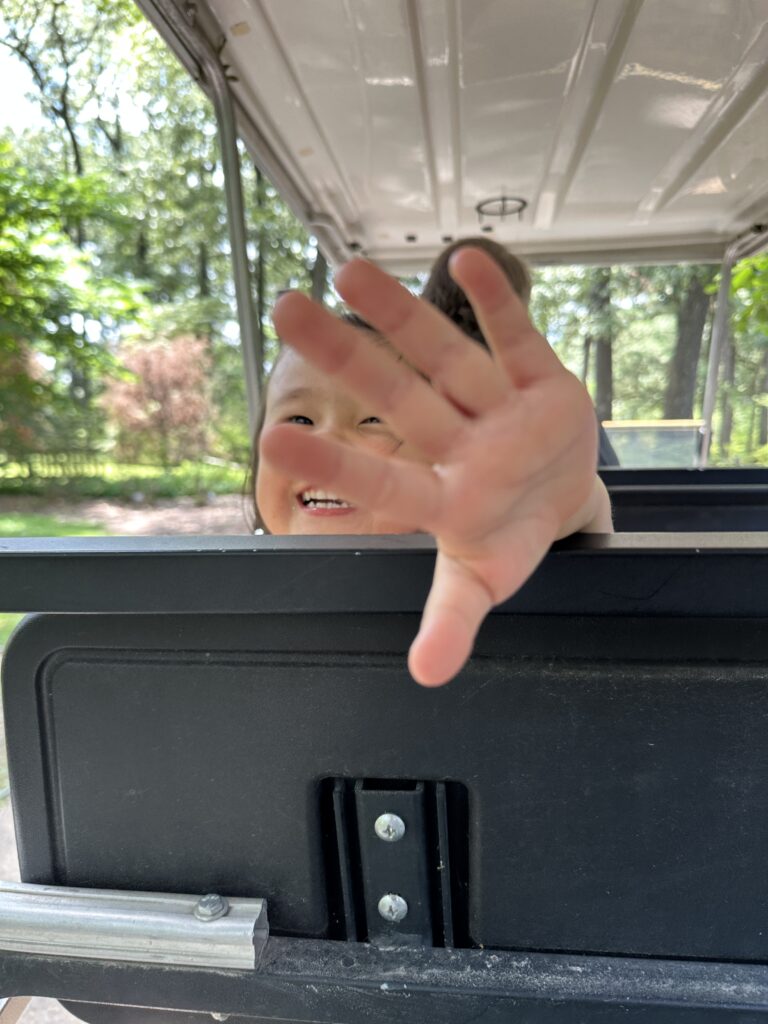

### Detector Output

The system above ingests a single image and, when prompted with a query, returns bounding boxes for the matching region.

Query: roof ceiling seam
[254,0,362,234]
[726,191,768,238]
[547,0,646,226]
[340,0,373,245]
[637,22,768,219]
[405,0,442,234]
[446,0,463,231]
[531,0,601,229]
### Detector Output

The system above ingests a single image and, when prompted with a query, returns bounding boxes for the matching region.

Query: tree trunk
[663,277,710,418]
[198,242,210,298]
[136,229,150,280]
[311,249,329,303]
[718,334,736,455]
[255,168,267,389]
[589,268,613,423]
[581,334,592,387]
[759,348,768,448]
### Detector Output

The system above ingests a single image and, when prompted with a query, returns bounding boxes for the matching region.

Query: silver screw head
[374,813,406,843]
[378,893,408,923]
[194,893,230,922]
[211,1015,229,1022]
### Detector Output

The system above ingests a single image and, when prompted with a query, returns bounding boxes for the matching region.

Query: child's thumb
[407,555,493,686]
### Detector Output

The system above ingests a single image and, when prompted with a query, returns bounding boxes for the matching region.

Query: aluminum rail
[135,0,262,433]
[0,882,267,970]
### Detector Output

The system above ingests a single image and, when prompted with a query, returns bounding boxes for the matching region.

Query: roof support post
[136,0,262,434]
[698,252,734,467]
[699,227,768,467]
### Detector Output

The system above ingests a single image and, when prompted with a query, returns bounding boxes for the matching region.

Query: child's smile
[298,487,355,513]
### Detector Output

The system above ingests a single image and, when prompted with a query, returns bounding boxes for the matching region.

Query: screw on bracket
[378,893,408,923]
[374,813,406,842]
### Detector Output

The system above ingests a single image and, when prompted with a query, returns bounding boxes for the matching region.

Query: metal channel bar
[0,882,267,970]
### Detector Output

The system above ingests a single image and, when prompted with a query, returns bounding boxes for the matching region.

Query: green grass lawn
[0,512,108,648]
[0,512,108,538]
[0,459,245,499]
[0,614,21,648]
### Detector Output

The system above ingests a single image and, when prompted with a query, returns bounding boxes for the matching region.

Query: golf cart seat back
[602,468,768,531]
[3,536,768,1022]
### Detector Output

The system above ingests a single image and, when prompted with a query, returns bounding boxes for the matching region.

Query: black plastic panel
[5,609,768,960]
[600,468,768,531]
[600,468,768,487]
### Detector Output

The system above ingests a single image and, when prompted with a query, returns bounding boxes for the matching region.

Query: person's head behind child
[422,236,532,346]
[251,314,425,535]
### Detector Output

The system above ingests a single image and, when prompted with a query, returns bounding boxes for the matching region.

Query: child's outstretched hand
[264,248,613,686]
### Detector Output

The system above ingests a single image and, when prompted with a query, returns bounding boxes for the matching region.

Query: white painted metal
[0,881,268,969]
[185,0,768,269]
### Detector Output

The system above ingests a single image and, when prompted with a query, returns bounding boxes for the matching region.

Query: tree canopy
[0,0,766,474]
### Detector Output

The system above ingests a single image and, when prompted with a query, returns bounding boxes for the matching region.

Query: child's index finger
[272,289,467,463]
[334,259,509,416]
[447,247,563,387]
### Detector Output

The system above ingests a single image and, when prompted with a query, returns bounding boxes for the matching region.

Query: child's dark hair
[422,236,531,347]
[244,311,380,533]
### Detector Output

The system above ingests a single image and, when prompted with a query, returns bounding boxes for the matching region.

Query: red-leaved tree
[103,336,212,467]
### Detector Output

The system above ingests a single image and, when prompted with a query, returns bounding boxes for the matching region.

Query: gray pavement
[0,804,78,1023]
[0,710,78,1024]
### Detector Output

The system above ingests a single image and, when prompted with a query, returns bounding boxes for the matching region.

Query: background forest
[1,0,767,502]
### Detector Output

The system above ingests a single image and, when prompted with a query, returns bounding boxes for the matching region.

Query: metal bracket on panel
[0,881,268,969]
[325,778,468,947]
[354,781,433,947]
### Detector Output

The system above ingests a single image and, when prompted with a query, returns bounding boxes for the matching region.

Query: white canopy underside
[196,0,768,269]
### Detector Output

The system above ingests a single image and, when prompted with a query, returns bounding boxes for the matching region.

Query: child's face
[256,349,425,535]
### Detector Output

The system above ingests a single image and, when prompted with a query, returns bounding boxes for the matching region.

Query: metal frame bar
[2,536,768,617]
[699,250,735,465]
[2,939,768,1019]
[699,225,768,466]
[135,0,262,433]
[0,882,267,970]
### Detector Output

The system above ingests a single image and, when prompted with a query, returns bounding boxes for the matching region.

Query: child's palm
[264,249,608,685]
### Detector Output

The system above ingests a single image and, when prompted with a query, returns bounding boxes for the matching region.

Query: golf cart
[1,1,768,1021]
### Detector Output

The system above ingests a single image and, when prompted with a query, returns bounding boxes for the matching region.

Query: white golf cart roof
[151,0,768,271]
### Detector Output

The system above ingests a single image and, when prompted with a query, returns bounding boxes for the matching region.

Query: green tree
[0,136,134,461]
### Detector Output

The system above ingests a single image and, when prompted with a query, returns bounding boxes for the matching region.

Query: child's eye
[287,415,313,425]
[360,416,383,425]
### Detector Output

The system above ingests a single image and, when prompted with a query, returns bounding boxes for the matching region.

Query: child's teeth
[301,489,351,509]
